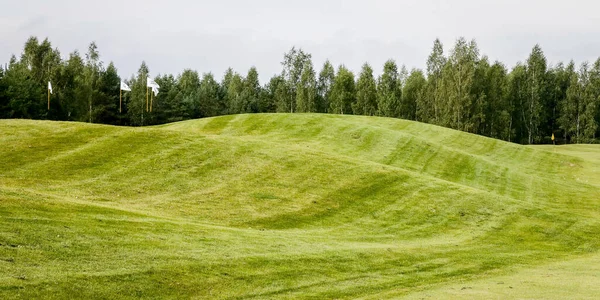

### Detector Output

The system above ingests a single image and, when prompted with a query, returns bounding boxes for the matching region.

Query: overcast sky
[2,0,600,82]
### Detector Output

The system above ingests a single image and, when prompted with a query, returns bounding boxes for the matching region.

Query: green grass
[1,113,599,299]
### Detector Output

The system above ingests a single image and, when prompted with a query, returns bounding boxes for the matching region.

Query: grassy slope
[1,114,599,299]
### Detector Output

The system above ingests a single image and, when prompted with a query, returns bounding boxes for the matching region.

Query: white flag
[152,86,159,96]
[48,81,53,94]
[147,77,160,89]
[120,81,131,91]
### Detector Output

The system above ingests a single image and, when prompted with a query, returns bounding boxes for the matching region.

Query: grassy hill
[1,114,599,299]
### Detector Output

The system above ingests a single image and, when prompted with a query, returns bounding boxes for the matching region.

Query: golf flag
[119,81,130,113]
[146,77,160,112]
[120,81,131,91]
[47,81,52,110]
[147,77,159,89]
[551,133,555,141]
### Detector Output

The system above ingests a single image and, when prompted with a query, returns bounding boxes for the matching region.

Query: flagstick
[47,66,50,111]
[150,91,153,113]
[146,87,149,112]
[120,89,122,113]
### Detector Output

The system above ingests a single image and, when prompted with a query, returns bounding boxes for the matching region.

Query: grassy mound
[1,114,599,299]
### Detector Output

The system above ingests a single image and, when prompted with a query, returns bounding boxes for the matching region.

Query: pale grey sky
[2,0,600,82]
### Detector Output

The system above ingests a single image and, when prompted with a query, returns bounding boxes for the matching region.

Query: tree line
[1,36,599,144]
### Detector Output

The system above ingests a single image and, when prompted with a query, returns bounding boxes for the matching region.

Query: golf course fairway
[1,114,599,299]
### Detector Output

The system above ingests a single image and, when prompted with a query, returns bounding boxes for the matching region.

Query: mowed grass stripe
[1,114,600,299]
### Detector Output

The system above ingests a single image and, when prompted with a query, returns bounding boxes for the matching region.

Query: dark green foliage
[275,79,293,113]
[219,68,234,115]
[178,69,202,119]
[92,62,120,124]
[419,39,446,124]
[486,62,510,140]
[280,47,312,113]
[470,56,490,134]
[377,60,402,118]
[198,73,221,117]
[583,62,599,140]
[127,62,150,126]
[226,72,244,114]
[0,64,7,118]
[402,69,427,121]
[443,37,479,132]
[544,63,569,142]
[239,67,261,113]
[4,37,61,120]
[259,75,283,113]
[329,65,355,115]
[317,60,335,113]
[352,63,377,116]
[2,36,600,144]
[525,44,547,144]
[59,51,86,120]
[154,74,179,123]
[3,57,42,118]
[296,61,317,113]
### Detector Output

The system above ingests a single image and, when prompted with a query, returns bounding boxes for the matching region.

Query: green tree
[154,74,180,123]
[296,61,317,113]
[353,63,378,116]
[280,47,312,112]
[3,56,41,119]
[419,38,446,124]
[399,65,409,89]
[21,37,61,86]
[199,73,221,117]
[219,68,234,115]
[377,60,401,118]
[275,80,292,113]
[546,62,572,142]
[583,60,600,140]
[227,73,244,114]
[402,69,427,121]
[259,75,283,113]
[177,69,201,118]
[507,64,529,143]
[82,42,103,123]
[471,56,490,135]
[93,62,120,124]
[559,67,581,143]
[577,63,598,142]
[443,37,479,132]
[238,67,260,113]
[329,65,355,114]
[16,37,61,119]
[0,64,7,118]
[316,60,335,113]
[525,44,547,144]
[58,51,86,120]
[595,59,600,139]
[486,62,510,140]
[127,62,150,126]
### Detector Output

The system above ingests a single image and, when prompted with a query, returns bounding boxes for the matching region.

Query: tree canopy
[2,36,600,144]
